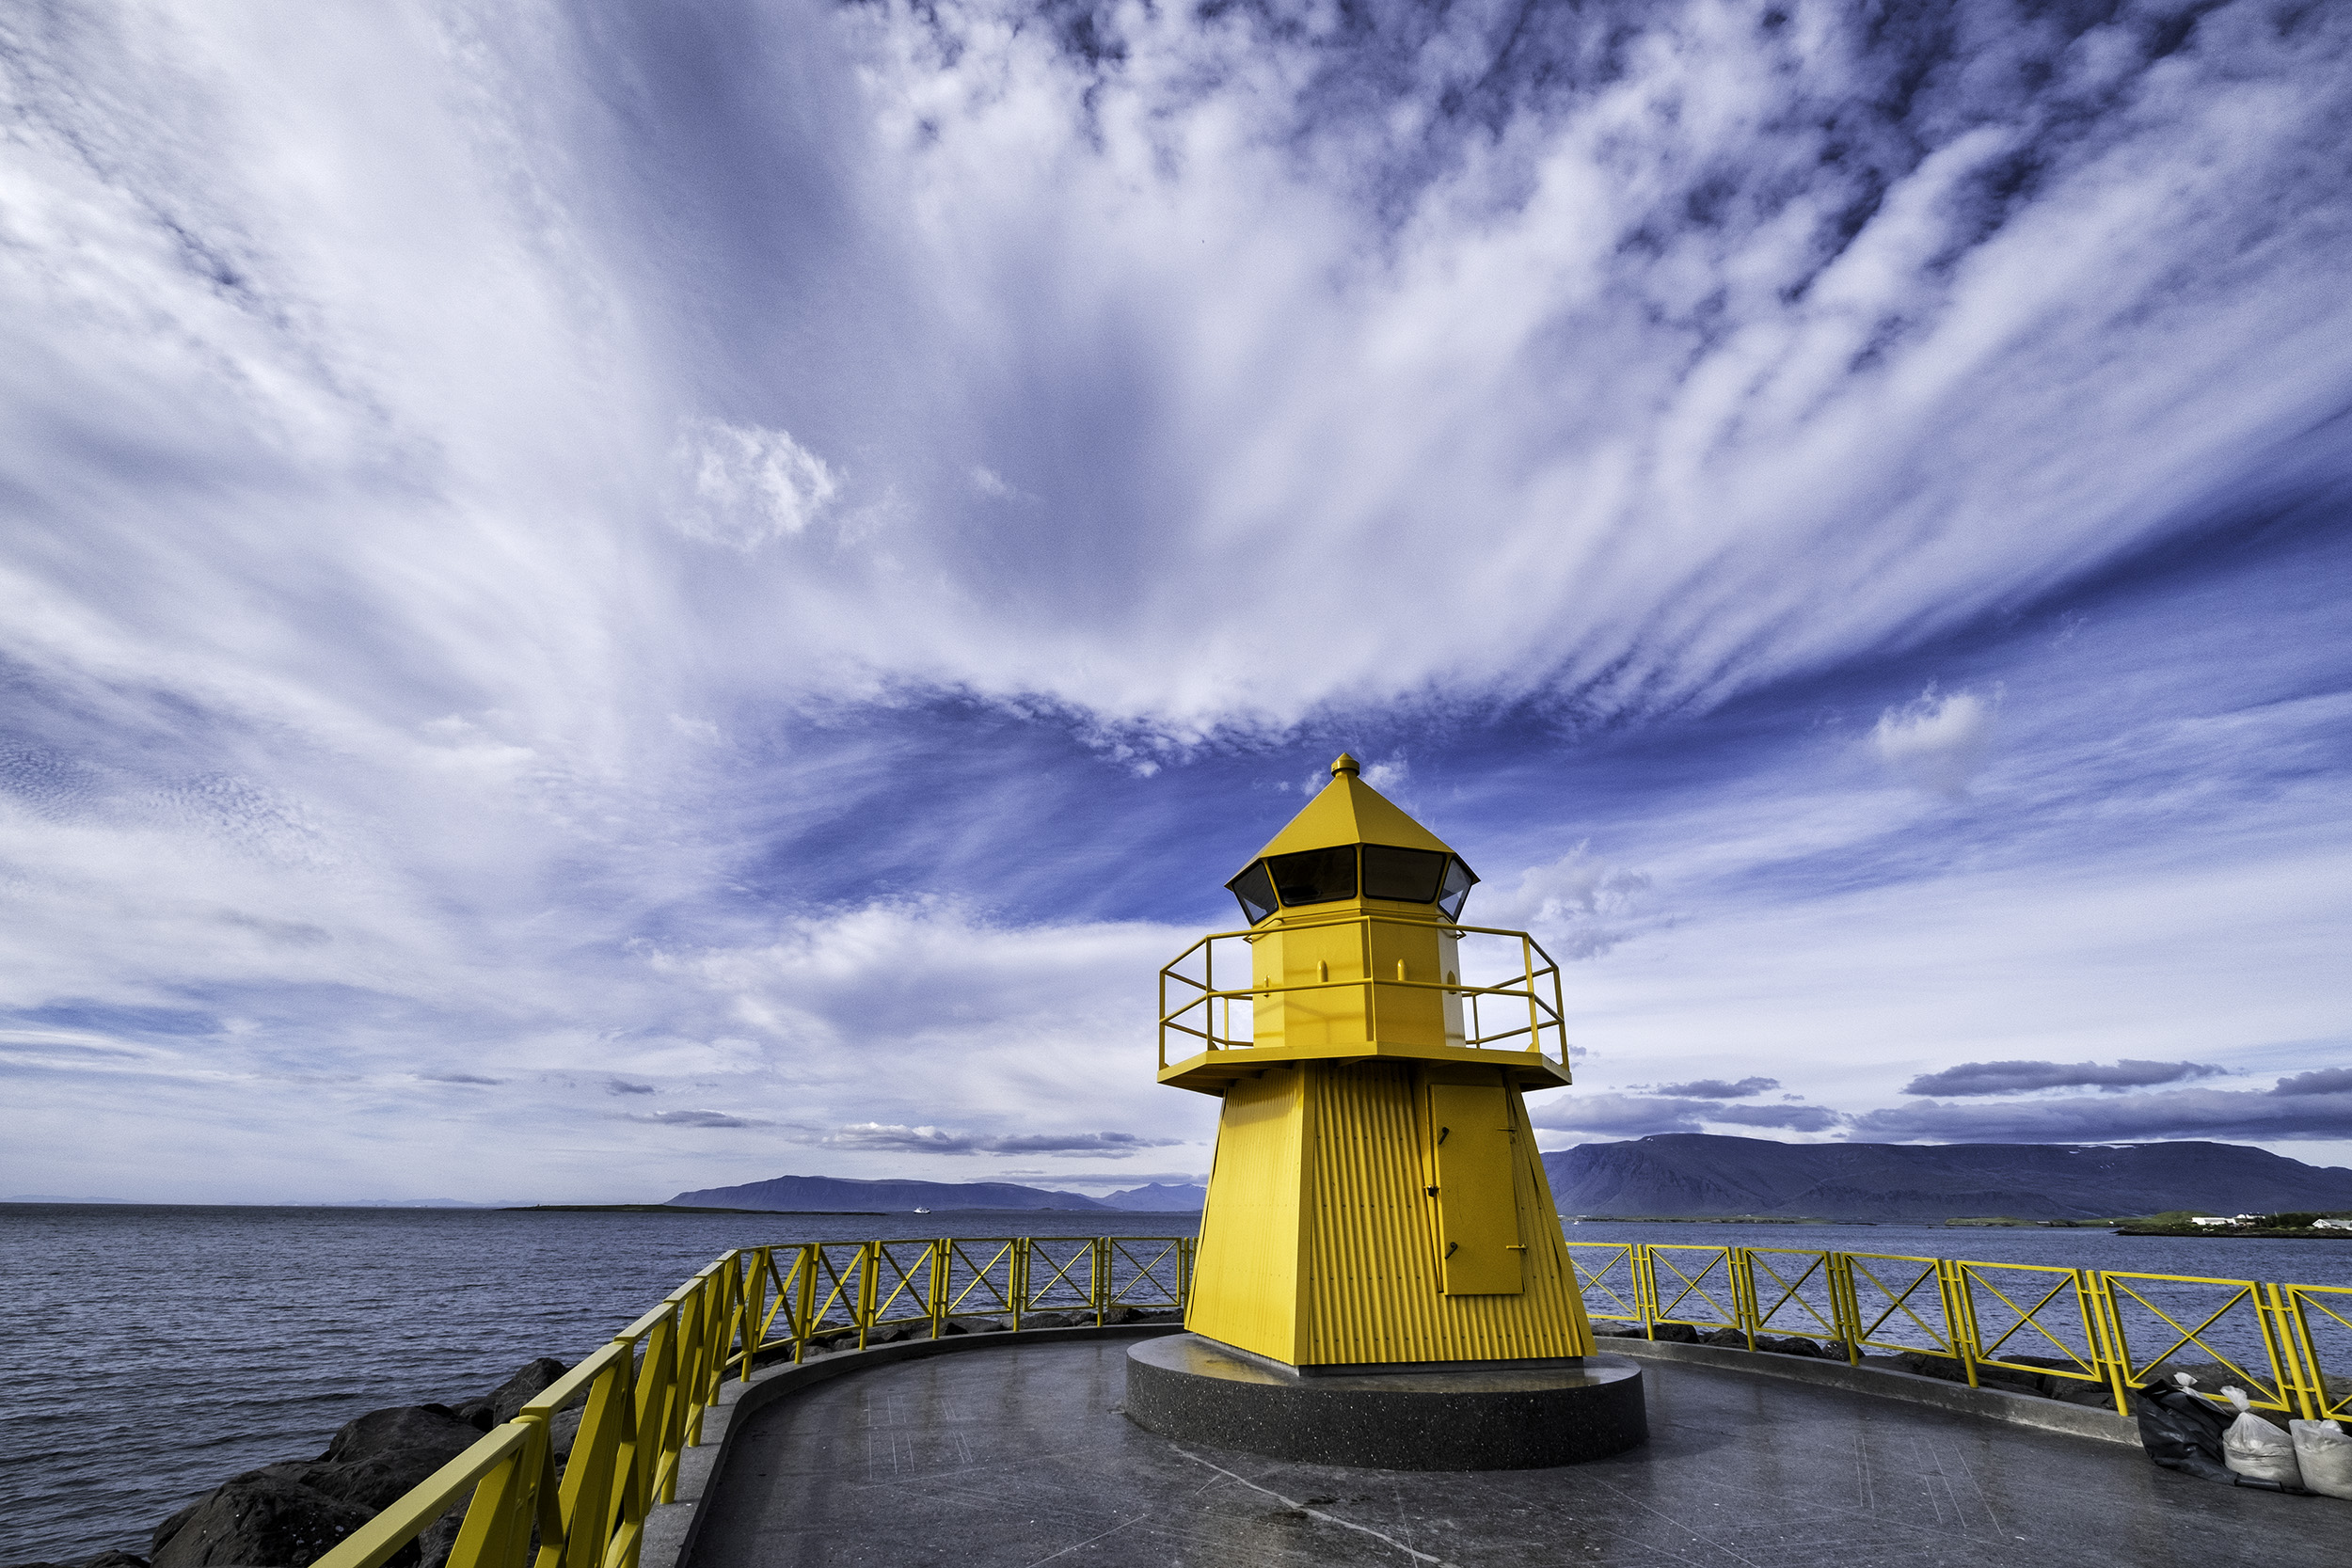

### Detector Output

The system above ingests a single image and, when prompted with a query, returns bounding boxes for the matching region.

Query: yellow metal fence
[1567,1241,2348,1422]
[307,1236,1191,1568]
[301,1234,2344,1568]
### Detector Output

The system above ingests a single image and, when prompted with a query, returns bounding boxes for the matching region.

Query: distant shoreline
[504,1204,890,1215]
[1562,1214,1879,1226]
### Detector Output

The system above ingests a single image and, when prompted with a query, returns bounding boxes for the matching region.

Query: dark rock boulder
[149,1476,382,1568]
[304,1406,486,1512]
[479,1359,569,1426]
[1754,1335,1842,1359]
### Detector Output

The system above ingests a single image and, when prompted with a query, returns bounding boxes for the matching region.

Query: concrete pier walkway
[689,1339,2352,1567]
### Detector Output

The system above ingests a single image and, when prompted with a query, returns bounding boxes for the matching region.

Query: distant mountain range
[665,1136,2352,1222]
[1096,1183,1209,1211]
[668,1173,1116,1211]
[1543,1134,2352,1221]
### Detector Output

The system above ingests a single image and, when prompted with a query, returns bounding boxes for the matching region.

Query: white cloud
[4,0,2351,1199]
[674,418,841,547]
[1873,689,1998,796]
[1476,846,1658,960]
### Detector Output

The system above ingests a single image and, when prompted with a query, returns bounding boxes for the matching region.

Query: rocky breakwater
[8,1360,572,1568]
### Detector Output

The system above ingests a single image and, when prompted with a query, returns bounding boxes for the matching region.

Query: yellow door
[1428,1083,1524,1295]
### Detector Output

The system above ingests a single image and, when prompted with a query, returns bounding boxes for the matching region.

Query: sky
[3,0,2349,1204]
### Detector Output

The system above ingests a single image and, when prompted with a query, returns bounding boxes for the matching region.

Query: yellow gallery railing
[303,1233,2343,1568]
[1157,912,1569,1070]
[1567,1241,2350,1421]
[307,1236,1191,1568]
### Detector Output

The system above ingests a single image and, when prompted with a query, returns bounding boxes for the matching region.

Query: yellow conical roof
[1249,753,1460,865]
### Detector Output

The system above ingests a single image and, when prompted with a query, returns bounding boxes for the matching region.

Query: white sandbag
[2291,1418,2352,1501]
[2220,1386,2304,1488]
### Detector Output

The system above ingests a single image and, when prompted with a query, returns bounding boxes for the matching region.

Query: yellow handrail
[1565,1240,2344,1418]
[305,1236,1194,1568]
[308,1231,2342,1568]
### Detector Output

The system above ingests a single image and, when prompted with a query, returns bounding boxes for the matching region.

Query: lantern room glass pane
[1437,856,1478,920]
[1227,862,1279,925]
[1361,845,1448,903]
[1267,847,1359,907]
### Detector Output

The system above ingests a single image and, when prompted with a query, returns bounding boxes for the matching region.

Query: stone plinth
[1124,1334,1645,1470]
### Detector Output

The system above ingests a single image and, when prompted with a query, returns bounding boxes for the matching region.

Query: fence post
[1178,1237,1193,1311]
[853,1242,877,1351]
[786,1250,814,1363]
[1937,1259,1980,1388]
[2261,1281,2316,1420]
[2083,1272,2134,1417]
[1826,1252,1861,1366]
[1011,1238,1028,1331]
[930,1239,949,1340]
[739,1249,765,1383]
[1093,1236,1110,1326]
[1634,1244,1656,1338]
[680,1274,709,1446]
[1731,1248,1757,1351]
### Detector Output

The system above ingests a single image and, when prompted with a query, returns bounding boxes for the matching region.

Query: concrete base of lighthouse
[1124,1334,1646,1470]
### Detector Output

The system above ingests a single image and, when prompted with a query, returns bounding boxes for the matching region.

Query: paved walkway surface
[690,1339,2352,1567]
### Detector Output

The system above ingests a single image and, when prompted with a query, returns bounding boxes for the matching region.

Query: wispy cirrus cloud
[4,0,2352,1202]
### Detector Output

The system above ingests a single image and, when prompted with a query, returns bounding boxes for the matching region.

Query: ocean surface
[3,1205,2346,1564]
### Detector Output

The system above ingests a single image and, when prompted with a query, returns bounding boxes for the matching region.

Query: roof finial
[1331,752,1360,778]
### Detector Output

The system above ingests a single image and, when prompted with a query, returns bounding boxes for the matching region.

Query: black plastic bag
[2136,1382,2302,1492]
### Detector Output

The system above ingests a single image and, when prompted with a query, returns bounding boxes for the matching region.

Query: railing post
[792,1244,818,1363]
[1731,1248,1757,1351]
[2261,1281,2317,1420]
[1634,1244,1656,1338]
[853,1242,878,1351]
[1093,1236,1110,1326]
[680,1275,708,1447]
[1827,1252,1861,1365]
[930,1239,950,1340]
[1937,1259,1980,1388]
[1011,1237,1028,1330]
[1521,933,1537,1057]
[1548,962,1565,1067]
[1178,1237,1193,1311]
[2082,1271,2133,1417]
[739,1248,765,1383]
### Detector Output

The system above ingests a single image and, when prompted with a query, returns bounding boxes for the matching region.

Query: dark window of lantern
[1266,847,1359,907]
[1227,862,1279,925]
[1361,846,1448,903]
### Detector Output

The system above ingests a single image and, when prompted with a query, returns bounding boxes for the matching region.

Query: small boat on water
[912,1206,930,1214]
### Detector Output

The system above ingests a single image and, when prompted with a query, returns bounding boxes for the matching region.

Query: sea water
[2,1205,2344,1563]
[0,1204,1199,1563]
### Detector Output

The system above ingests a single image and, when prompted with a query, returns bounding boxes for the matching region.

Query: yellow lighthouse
[1157,753,1596,1370]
